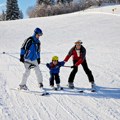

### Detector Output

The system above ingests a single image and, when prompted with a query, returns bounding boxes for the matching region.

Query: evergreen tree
[37,0,43,5]
[0,14,2,21]
[37,0,54,5]
[6,0,21,20]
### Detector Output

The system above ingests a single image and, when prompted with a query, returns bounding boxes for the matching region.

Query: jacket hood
[32,34,40,43]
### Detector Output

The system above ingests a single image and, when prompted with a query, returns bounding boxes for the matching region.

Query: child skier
[46,56,65,90]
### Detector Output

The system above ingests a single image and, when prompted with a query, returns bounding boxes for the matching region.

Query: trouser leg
[20,60,43,86]
[34,64,43,84]
[68,66,78,83]
[68,60,78,83]
[20,63,31,85]
[55,74,60,85]
[50,74,54,86]
[81,59,94,83]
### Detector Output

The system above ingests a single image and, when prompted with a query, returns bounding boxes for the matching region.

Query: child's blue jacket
[46,61,65,74]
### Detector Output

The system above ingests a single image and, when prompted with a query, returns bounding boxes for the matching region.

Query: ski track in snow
[0,59,120,120]
[1,64,120,120]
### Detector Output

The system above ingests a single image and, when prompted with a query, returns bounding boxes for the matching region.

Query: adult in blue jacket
[19,28,43,90]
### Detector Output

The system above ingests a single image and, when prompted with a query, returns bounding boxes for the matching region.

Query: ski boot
[39,83,48,95]
[39,83,43,88]
[50,85,55,89]
[54,84,63,90]
[68,82,74,89]
[91,82,96,92]
[19,84,28,90]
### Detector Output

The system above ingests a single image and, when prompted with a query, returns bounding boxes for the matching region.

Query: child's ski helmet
[52,56,58,61]
[34,28,43,35]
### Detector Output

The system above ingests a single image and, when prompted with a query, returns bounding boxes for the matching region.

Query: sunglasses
[76,44,81,46]
[37,34,42,36]
[37,33,43,36]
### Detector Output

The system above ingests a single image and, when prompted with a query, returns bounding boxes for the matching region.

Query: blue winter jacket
[20,34,40,61]
[46,61,65,74]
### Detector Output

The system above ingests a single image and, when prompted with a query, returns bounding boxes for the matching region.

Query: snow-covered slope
[0,5,120,120]
[85,4,120,15]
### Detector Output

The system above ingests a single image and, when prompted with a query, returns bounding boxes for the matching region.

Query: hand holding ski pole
[20,55,24,63]
[71,66,76,68]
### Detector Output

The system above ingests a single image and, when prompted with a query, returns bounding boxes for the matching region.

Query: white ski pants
[20,60,43,85]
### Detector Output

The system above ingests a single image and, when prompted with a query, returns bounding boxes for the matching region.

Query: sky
[0,0,36,18]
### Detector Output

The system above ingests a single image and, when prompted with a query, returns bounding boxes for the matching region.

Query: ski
[91,84,96,92]
[40,88,50,96]
[54,87,63,91]
[78,90,84,93]
[71,88,84,93]
[10,88,50,96]
[63,87,84,93]
[66,85,84,93]
[91,89,96,92]
[41,92,50,96]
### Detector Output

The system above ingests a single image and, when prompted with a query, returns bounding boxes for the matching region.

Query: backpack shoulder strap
[21,37,34,50]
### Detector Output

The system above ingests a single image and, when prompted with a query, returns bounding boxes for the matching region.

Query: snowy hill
[0,5,120,120]
[85,4,120,15]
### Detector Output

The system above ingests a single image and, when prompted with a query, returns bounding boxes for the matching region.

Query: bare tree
[0,10,6,21]
[27,0,120,18]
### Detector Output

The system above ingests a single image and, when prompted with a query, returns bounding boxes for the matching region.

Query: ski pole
[2,52,36,66]
[41,63,46,65]
[3,52,44,66]
[2,52,19,60]
[63,66,71,68]
[3,52,72,68]
[42,63,71,68]
[3,52,46,67]
[41,62,71,68]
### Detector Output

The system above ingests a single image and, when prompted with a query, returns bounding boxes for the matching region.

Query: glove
[46,63,49,66]
[20,55,24,63]
[71,65,76,68]
[37,58,40,64]
[46,63,50,68]
[63,61,65,65]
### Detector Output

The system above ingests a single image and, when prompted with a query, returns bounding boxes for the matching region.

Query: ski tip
[79,90,84,93]
[61,87,63,90]
[41,92,50,96]
[54,88,58,91]
[91,90,96,92]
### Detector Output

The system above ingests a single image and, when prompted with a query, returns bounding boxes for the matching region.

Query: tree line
[0,0,23,21]
[0,0,120,21]
[27,0,120,18]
